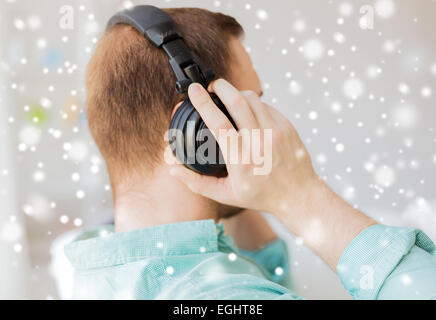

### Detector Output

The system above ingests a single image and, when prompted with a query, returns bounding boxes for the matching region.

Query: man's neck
[113,166,220,233]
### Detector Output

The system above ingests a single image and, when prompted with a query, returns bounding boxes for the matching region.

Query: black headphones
[106,5,236,177]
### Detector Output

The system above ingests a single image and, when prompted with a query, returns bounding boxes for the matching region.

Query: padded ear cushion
[169,94,236,177]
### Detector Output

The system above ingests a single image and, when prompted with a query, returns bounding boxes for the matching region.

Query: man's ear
[171,101,184,119]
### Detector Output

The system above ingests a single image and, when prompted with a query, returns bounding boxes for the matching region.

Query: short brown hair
[86,8,243,184]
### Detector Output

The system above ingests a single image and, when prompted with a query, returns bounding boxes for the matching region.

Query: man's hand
[170,79,317,216]
[170,79,376,269]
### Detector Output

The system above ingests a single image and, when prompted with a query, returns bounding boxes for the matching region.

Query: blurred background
[1,0,435,299]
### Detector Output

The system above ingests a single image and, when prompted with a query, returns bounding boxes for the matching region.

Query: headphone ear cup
[169,98,229,177]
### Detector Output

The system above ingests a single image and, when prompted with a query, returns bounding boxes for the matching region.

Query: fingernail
[188,83,202,97]
[208,80,217,92]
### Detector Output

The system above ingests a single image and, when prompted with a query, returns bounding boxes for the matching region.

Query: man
[65,7,292,299]
[66,7,436,300]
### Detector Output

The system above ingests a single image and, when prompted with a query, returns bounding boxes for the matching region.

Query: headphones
[106,5,236,177]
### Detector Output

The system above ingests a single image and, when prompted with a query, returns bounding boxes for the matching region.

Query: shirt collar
[65,219,237,270]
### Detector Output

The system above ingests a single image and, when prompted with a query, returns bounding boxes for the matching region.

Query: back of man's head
[86,8,243,186]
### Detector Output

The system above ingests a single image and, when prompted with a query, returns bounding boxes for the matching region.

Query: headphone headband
[106,5,215,93]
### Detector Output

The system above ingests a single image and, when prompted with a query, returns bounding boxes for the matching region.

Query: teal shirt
[65,220,436,300]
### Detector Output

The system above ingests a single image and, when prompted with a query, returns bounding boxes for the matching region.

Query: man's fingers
[210,79,258,129]
[265,104,287,126]
[240,90,273,127]
[188,83,240,162]
[188,83,236,133]
[169,166,232,203]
